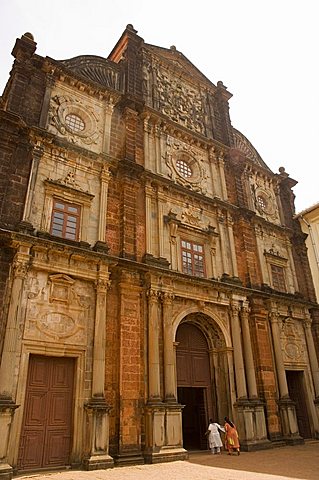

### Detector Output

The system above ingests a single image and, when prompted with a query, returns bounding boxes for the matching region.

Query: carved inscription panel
[280,318,306,365]
[24,272,94,345]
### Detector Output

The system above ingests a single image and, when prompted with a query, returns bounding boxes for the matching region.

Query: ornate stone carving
[24,272,92,345]
[48,94,102,146]
[60,55,122,91]
[37,311,83,339]
[164,137,208,193]
[51,171,84,191]
[280,318,306,364]
[13,258,29,278]
[155,66,206,134]
[181,204,203,227]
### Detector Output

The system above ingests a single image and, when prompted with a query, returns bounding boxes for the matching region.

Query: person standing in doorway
[224,416,240,455]
[205,418,225,454]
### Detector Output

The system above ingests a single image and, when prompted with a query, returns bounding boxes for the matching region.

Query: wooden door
[18,355,75,471]
[176,323,213,449]
[286,370,311,439]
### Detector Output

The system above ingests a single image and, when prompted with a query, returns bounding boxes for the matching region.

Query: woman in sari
[224,416,240,455]
[205,418,225,454]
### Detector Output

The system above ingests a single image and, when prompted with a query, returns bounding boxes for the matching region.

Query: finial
[23,32,35,41]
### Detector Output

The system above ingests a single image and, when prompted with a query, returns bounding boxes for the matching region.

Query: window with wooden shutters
[181,240,205,277]
[50,200,81,240]
[270,264,286,292]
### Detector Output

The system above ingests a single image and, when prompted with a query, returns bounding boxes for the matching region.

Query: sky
[1,0,318,213]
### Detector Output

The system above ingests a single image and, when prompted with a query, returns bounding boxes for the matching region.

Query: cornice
[143,170,237,213]
[141,106,229,154]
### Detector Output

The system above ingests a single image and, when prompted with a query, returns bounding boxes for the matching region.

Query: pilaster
[0,244,30,479]
[230,301,247,399]
[83,267,113,470]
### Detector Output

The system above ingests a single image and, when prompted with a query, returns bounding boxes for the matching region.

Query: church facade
[0,25,319,479]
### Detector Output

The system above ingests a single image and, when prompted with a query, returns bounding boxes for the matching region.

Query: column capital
[241,302,251,316]
[100,164,111,182]
[161,292,175,304]
[231,301,241,315]
[269,310,280,323]
[147,288,160,302]
[13,257,30,279]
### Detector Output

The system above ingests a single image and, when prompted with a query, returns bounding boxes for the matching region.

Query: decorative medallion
[165,138,208,193]
[37,311,80,339]
[48,94,102,146]
[252,185,278,220]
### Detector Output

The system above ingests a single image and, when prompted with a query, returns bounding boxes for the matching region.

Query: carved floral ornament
[153,66,206,134]
[252,184,278,220]
[281,317,305,362]
[165,138,208,194]
[48,94,102,145]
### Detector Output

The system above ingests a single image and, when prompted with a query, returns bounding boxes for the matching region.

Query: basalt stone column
[230,301,247,400]
[303,315,319,436]
[144,291,186,464]
[0,244,30,480]
[84,268,113,470]
[269,311,302,443]
[144,289,164,462]
[237,303,270,451]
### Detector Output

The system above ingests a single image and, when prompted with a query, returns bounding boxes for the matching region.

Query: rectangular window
[181,240,205,277]
[271,264,286,292]
[50,199,81,241]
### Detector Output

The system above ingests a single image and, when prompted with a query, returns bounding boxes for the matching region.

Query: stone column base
[83,454,114,471]
[144,446,188,464]
[0,464,13,480]
[113,451,145,467]
[84,398,114,470]
[0,399,19,480]
[278,397,304,444]
[144,403,187,463]
[235,398,272,451]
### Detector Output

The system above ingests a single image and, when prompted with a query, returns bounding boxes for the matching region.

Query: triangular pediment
[144,43,217,90]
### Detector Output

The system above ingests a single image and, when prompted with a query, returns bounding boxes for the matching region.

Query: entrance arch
[176,322,213,450]
[175,315,228,451]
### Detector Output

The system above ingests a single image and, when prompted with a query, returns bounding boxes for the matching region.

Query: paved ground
[16,440,319,480]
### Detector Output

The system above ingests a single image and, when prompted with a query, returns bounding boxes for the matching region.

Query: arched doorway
[176,322,213,450]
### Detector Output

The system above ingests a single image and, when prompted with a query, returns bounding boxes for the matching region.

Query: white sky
[1,0,318,213]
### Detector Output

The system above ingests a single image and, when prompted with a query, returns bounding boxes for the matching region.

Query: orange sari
[224,422,240,451]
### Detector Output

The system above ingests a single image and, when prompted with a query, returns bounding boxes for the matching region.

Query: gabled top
[144,43,232,100]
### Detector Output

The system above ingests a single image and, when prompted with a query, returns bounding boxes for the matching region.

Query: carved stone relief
[48,93,103,149]
[164,137,208,193]
[250,175,280,222]
[181,204,203,227]
[280,318,306,364]
[152,65,206,134]
[24,272,94,345]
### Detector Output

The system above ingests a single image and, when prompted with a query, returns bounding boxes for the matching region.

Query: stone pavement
[16,440,319,480]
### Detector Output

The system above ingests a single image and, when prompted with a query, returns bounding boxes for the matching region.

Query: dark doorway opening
[178,387,207,450]
[286,370,311,439]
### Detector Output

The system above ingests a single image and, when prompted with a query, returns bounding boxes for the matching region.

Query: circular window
[257,195,267,211]
[176,159,192,178]
[65,113,85,133]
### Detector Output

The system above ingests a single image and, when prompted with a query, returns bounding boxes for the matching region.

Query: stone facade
[0,25,319,479]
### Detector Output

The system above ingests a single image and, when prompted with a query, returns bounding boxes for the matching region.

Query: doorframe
[285,368,313,438]
[8,343,85,469]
